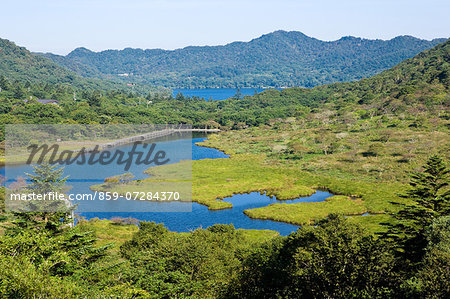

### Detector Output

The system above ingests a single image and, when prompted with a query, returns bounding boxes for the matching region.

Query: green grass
[81,113,448,233]
[244,195,367,226]
[236,229,280,243]
[90,150,406,233]
[202,126,448,183]
[92,154,321,210]
[77,219,279,253]
[77,218,138,253]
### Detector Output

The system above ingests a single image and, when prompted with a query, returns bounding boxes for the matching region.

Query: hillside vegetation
[0,38,164,94]
[91,40,449,228]
[41,30,446,88]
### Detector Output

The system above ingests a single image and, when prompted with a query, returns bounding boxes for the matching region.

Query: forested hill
[1,39,448,131]
[0,38,159,93]
[219,38,450,123]
[40,31,446,89]
[314,37,450,110]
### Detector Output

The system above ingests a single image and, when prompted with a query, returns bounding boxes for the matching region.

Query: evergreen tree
[9,163,73,233]
[385,155,449,262]
[401,216,450,297]
[26,163,68,194]
[175,92,186,101]
[233,88,242,100]
[401,155,449,223]
[86,90,103,107]
[0,74,10,90]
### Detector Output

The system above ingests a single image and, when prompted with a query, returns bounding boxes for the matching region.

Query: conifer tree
[9,163,73,233]
[386,155,449,261]
[397,155,449,229]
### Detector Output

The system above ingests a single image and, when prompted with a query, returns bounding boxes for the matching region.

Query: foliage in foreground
[226,214,397,298]
[1,216,448,298]
[0,157,449,298]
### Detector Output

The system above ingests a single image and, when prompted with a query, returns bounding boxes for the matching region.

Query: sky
[0,0,448,55]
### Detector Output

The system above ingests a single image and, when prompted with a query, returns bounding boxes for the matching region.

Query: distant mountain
[342,38,450,100]
[194,38,450,127]
[0,38,81,85]
[0,38,155,93]
[0,38,447,131]
[234,38,450,118]
[40,31,446,88]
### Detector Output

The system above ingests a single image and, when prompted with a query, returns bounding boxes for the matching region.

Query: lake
[173,88,267,101]
[2,134,331,235]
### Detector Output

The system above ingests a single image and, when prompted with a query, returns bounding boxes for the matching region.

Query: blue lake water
[173,88,267,101]
[83,191,331,236]
[2,135,331,236]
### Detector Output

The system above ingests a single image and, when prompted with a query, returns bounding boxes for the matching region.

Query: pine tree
[397,155,449,229]
[26,163,68,194]
[9,163,73,233]
[385,155,449,262]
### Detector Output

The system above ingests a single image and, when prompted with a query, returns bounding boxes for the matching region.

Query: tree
[175,92,186,101]
[385,155,449,262]
[401,216,450,297]
[120,222,249,298]
[26,163,68,195]
[0,75,10,90]
[2,164,112,289]
[13,82,26,99]
[87,90,103,107]
[8,163,73,233]
[401,155,449,221]
[233,88,242,100]
[227,215,397,298]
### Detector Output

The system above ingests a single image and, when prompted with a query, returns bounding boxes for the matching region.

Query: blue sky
[1,0,448,55]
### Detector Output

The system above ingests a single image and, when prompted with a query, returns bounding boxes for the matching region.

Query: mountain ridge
[0,38,160,93]
[39,30,446,89]
[62,31,442,54]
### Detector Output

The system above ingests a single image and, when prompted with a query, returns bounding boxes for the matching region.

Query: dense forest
[40,31,446,88]
[1,39,448,136]
[0,38,167,95]
[0,156,448,297]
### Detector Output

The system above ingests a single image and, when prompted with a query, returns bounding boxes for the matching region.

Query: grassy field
[89,113,450,233]
[77,218,279,252]
[77,218,139,253]
[244,195,368,225]
[202,123,448,183]
[196,116,448,231]
[4,111,446,234]
[92,154,318,210]
[91,150,406,232]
